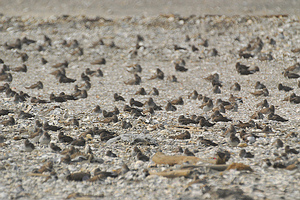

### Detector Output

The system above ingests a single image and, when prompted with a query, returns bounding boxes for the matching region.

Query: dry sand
[0,0,299,18]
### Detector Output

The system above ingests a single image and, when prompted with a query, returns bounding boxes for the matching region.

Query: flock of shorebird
[0,31,299,176]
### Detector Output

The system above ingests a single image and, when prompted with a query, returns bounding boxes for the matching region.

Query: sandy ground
[0,0,299,18]
[0,1,300,200]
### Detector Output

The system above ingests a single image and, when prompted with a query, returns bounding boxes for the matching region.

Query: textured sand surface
[0,0,299,18]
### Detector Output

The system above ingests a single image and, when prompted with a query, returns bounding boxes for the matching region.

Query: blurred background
[0,0,299,17]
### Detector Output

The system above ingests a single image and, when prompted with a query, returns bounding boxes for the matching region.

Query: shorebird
[124,74,141,85]
[170,97,184,105]
[230,82,241,91]
[25,81,43,90]
[165,102,177,111]
[39,132,51,145]
[126,64,142,73]
[278,83,293,92]
[135,87,147,95]
[188,90,198,100]
[24,139,35,152]
[91,58,106,65]
[200,99,213,112]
